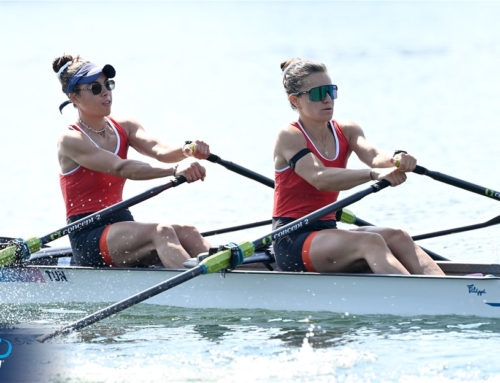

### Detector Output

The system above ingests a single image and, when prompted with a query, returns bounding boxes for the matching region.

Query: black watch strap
[393,150,407,156]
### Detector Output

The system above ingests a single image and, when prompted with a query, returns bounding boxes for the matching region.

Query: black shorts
[68,209,134,267]
[272,217,337,272]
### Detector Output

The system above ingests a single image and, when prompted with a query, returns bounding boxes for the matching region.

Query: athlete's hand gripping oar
[339,209,449,261]
[412,165,500,202]
[37,180,391,343]
[0,176,187,267]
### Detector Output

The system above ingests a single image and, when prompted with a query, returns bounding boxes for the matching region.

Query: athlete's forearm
[113,159,175,180]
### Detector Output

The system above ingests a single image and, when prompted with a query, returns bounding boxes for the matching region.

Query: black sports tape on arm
[289,148,312,170]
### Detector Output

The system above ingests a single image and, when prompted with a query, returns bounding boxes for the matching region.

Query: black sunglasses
[77,79,115,95]
[291,84,338,102]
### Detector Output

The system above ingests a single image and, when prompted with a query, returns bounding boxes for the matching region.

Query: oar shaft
[414,165,500,202]
[252,181,390,251]
[201,220,272,237]
[207,154,274,188]
[38,265,204,343]
[0,176,187,267]
[199,181,391,275]
[39,177,186,246]
[412,215,500,241]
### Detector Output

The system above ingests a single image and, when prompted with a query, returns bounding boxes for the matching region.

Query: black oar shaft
[414,165,500,202]
[38,266,204,343]
[39,177,186,246]
[201,220,272,237]
[207,154,274,188]
[412,214,500,241]
[251,181,390,250]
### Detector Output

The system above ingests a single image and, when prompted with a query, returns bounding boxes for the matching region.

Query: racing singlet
[59,117,129,219]
[273,120,350,220]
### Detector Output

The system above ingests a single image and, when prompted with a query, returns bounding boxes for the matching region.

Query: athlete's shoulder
[109,116,142,135]
[334,119,364,138]
[334,119,360,130]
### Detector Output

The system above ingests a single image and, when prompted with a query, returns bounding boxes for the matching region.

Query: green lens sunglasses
[291,84,338,102]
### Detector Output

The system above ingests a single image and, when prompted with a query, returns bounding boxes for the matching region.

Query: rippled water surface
[3,304,500,382]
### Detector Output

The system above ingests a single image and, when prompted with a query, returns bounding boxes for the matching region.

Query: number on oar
[0,176,187,267]
[38,180,391,342]
[413,165,500,202]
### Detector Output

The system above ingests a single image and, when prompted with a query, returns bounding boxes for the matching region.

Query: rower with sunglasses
[53,54,211,269]
[272,57,444,276]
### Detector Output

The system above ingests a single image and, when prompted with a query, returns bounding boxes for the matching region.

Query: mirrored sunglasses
[77,79,115,95]
[291,84,338,102]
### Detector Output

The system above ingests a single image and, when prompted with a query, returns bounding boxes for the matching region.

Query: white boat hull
[2,264,500,318]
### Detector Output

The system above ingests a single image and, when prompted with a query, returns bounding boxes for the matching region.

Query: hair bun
[52,54,74,73]
[280,57,301,72]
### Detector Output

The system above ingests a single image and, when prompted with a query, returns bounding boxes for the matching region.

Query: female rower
[273,57,444,275]
[53,53,211,268]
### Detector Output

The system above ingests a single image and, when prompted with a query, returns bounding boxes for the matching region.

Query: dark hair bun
[280,58,300,72]
[52,54,74,73]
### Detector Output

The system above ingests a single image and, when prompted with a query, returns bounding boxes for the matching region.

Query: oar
[339,209,449,261]
[5,220,276,265]
[0,176,187,267]
[412,214,500,241]
[413,165,500,202]
[37,180,391,342]
[206,155,448,260]
[201,220,272,237]
[207,154,274,188]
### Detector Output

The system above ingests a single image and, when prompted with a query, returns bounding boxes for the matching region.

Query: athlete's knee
[385,228,412,246]
[359,231,387,249]
[174,224,202,240]
[155,223,178,241]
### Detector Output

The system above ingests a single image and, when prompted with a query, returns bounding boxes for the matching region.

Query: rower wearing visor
[53,53,211,269]
[272,57,445,276]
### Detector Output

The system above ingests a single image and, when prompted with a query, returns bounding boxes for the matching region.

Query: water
[1,1,500,381]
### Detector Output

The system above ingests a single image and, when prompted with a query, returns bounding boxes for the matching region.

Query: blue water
[1,1,500,382]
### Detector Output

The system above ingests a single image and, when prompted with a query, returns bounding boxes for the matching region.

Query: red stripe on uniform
[302,231,319,272]
[99,225,117,267]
